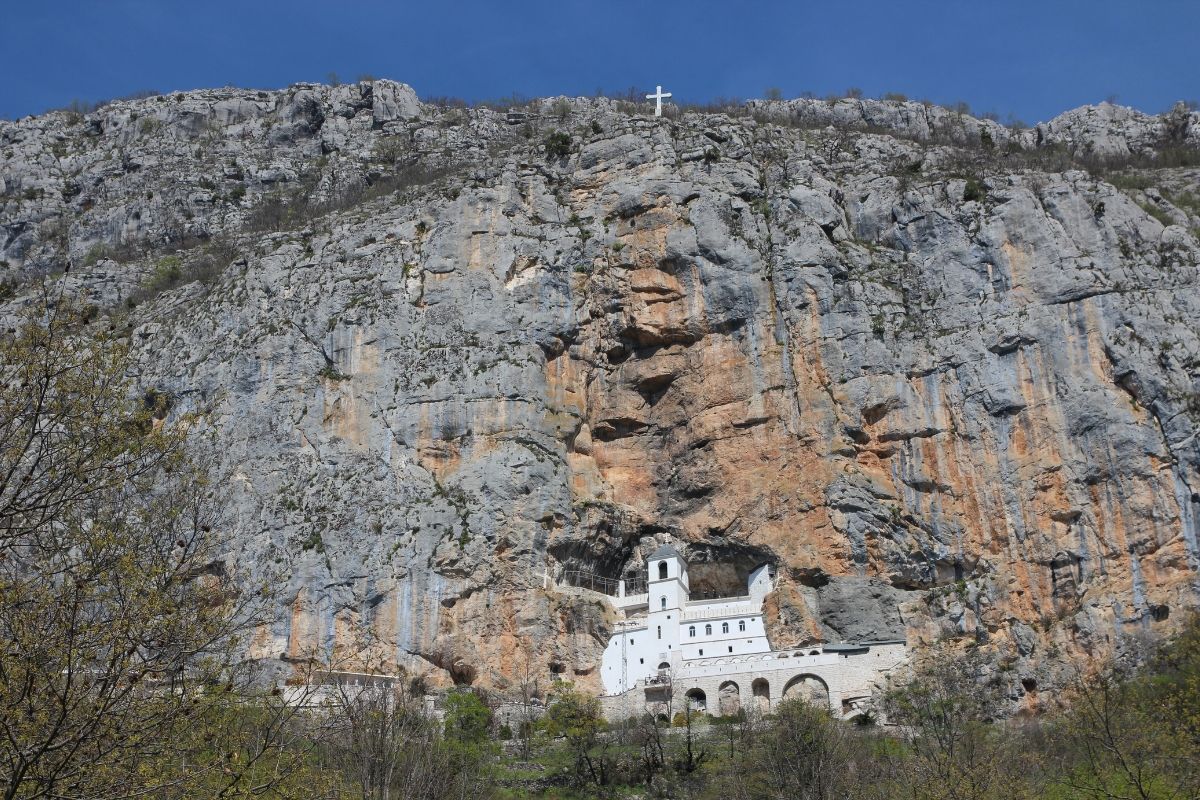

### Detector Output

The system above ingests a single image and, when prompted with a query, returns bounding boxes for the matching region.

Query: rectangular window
[728,646,733,653]
[699,649,704,655]
[657,626,661,639]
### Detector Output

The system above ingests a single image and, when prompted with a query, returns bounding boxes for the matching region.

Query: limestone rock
[2,86,1198,705]
[762,586,822,648]
[1032,101,1200,157]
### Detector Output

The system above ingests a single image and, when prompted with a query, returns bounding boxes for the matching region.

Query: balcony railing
[688,588,749,601]
[559,570,647,598]
[561,570,619,595]
[623,577,648,595]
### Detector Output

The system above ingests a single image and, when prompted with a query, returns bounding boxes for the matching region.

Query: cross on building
[646,85,672,117]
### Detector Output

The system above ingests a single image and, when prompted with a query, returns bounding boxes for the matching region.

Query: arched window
[660,596,667,610]
[722,622,729,634]
[705,624,712,636]
[657,626,661,640]
[658,562,667,580]
[689,626,696,637]
[738,620,746,632]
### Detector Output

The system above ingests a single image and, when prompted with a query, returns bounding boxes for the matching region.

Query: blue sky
[3,0,1197,124]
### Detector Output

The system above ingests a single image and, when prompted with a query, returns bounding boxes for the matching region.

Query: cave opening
[661,540,777,599]
[550,514,778,601]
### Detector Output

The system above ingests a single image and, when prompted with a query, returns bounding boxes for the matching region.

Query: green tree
[0,294,256,800]
[1150,613,1200,759]
[882,649,1039,800]
[541,680,614,787]
[324,677,485,800]
[1059,616,1200,800]
[754,698,853,800]
[443,690,492,745]
[442,690,495,799]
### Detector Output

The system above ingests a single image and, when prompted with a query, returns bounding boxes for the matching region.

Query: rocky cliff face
[3,83,1199,708]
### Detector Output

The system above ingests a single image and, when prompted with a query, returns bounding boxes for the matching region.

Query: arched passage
[685,688,707,711]
[718,681,740,716]
[783,674,829,705]
[752,678,770,712]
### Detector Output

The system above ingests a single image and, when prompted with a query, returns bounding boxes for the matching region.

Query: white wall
[678,611,770,660]
[601,625,653,694]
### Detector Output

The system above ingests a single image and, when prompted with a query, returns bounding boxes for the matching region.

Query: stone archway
[752,678,770,712]
[718,681,740,716]
[783,674,829,705]
[685,688,707,712]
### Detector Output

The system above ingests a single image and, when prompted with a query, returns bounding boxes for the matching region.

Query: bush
[145,256,183,290]
[243,163,458,234]
[81,242,110,267]
[551,98,572,119]
[963,177,985,202]
[544,131,572,159]
[372,136,407,164]
[58,98,110,125]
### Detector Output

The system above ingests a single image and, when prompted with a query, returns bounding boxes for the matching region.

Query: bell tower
[647,544,689,660]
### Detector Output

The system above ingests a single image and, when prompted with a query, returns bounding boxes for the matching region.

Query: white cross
[646,85,672,117]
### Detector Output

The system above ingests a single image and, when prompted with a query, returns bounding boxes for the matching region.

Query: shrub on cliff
[544,130,572,159]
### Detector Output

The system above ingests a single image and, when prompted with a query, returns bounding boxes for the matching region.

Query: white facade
[601,548,777,694]
[594,545,908,718]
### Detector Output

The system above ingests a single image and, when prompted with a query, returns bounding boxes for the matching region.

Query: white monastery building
[586,545,908,719]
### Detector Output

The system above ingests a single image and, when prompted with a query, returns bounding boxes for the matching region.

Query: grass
[1140,201,1176,227]
[318,365,351,382]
